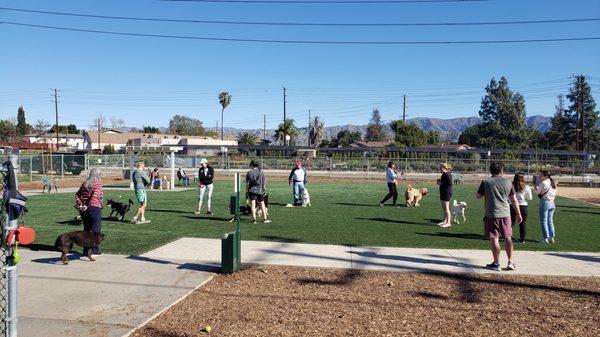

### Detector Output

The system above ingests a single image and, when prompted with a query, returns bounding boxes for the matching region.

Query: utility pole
[402,95,407,124]
[53,88,59,149]
[216,120,219,134]
[263,114,267,140]
[308,109,312,147]
[283,87,287,146]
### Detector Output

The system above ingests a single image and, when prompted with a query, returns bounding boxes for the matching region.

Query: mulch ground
[130,265,600,337]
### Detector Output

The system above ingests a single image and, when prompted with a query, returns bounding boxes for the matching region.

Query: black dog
[106,199,133,221]
[229,193,269,222]
[54,231,105,264]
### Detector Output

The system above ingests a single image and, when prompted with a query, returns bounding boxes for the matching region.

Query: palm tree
[274,119,298,146]
[218,92,232,140]
[236,132,260,146]
[308,116,324,147]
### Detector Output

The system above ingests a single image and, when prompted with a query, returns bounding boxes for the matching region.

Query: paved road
[17,249,215,337]
[143,238,600,277]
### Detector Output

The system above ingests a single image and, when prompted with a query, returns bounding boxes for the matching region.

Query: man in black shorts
[245,160,271,224]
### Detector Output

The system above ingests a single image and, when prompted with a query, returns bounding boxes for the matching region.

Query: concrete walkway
[143,238,600,277]
[17,249,215,337]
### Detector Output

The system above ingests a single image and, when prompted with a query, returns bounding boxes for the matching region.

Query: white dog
[302,188,311,207]
[451,200,468,224]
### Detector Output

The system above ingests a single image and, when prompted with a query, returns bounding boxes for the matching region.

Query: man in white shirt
[288,160,307,206]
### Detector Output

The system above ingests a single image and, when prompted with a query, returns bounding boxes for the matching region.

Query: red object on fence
[6,226,36,246]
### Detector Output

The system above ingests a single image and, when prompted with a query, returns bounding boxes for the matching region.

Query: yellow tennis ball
[204,325,212,333]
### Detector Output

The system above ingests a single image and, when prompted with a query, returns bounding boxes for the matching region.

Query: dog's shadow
[31,252,84,265]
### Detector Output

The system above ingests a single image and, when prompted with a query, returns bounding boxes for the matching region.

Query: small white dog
[302,188,311,207]
[451,200,468,224]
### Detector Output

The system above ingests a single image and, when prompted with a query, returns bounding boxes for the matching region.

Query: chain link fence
[0,169,8,336]
[1,154,598,185]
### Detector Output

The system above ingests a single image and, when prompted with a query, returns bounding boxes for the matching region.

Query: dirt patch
[558,187,600,205]
[130,265,600,337]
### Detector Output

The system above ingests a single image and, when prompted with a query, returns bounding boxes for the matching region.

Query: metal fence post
[61,154,64,180]
[29,155,33,182]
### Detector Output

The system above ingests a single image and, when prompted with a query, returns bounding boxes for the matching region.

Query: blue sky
[1,0,599,131]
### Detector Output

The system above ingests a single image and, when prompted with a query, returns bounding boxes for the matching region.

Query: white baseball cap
[200,158,208,164]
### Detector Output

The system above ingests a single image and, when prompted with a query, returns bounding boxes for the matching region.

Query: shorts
[484,217,512,239]
[135,189,147,204]
[248,192,265,202]
[439,188,452,202]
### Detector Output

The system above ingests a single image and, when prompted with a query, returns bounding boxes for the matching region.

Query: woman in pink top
[75,168,104,254]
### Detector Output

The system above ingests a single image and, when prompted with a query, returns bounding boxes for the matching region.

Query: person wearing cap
[288,160,307,207]
[195,159,214,215]
[246,160,271,224]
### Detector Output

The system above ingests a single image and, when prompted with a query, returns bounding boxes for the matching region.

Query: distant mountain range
[216,115,554,143]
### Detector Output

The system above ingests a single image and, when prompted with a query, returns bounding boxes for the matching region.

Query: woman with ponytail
[537,171,557,244]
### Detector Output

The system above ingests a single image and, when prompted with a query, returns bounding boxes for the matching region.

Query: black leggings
[510,205,528,241]
[381,183,398,205]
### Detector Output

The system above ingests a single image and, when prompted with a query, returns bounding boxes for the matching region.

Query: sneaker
[485,262,501,271]
[252,221,258,224]
[538,239,549,244]
[505,262,517,271]
[194,210,201,215]
[131,218,138,224]
[517,239,526,244]
[207,210,212,215]
[437,222,451,228]
[263,219,272,224]
[549,237,555,243]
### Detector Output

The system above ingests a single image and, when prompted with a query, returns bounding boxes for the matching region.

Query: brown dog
[54,231,105,264]
[405,185,429,207]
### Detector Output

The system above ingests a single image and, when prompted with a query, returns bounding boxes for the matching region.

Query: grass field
[24,181,600,255]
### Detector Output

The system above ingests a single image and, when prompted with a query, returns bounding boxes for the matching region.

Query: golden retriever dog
[405,185,429,207]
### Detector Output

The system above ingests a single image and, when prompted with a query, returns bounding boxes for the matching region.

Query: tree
[237,132,260,146]
[565,75,599,151]
[102,144,116,154]
[142,126,160,133]
[274,119,298,145]
[427,130,441,145]
[49,124,80,134]
[366,108,386,141]
[17,105,29,135]
[0,120,17,142]
[308,116,324,147]
[110,116,126,130]
[168,115,205,136]
[333,129,362,147]
[390,121,427,147]
[34,119,51,137]
[218,92,232,140]
[458,76,529,149]
[546,94,576,150]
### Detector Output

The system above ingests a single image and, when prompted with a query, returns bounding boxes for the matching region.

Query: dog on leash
[405,185,429,207]
[301,188,311,207]
[55,231,105,264]
[451,200,468,224]
[106,199,133,221]
[229,193,269,222]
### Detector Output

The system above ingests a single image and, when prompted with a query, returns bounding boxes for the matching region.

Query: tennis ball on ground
[203,325,212,333]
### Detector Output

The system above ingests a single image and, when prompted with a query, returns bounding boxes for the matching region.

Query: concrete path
[143,238,600,277]
[17,249,215,337]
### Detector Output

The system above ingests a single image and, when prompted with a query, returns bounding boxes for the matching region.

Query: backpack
[2,160,28,220]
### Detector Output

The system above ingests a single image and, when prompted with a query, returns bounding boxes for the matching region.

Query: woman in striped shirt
[75,168,104,255]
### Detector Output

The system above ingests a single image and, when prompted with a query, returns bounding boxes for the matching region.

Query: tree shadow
[296,269,362,286]
[350,250,483,270]
[415,232,487,241]
[561,209,600,216]
[546,252,600,263]
[260,235,302,243]
[356,217,426,226]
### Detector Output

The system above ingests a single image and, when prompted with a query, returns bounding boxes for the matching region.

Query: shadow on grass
[559,205,599,210]
[546,252,600,263]
[56,219,83,226]
[416,232,487,241]
[127,255,220,272]
[561,209,600,216]
[182,215,232,222]
[334,202,382,207]
[356,217,425,225]
[296,269,362,286]
[260,235,302,243]
[149,209,187,214]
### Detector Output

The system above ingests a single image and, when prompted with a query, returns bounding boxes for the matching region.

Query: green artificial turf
[23,181,600,255]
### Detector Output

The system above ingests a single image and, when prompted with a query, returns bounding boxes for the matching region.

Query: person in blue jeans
[536,171,558,243]
[288,160,307,206]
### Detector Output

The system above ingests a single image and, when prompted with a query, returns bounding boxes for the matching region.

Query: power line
[164,0,493,4]
[2,21,599,45]
[3,7,598,27]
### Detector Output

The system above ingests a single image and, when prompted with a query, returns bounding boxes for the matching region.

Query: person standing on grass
[75,168,104,255]
[195,159,214,215]
[476,162,522,271]
[150,168,162,190]
[511,172,532,243]
[246,160,271,224]
[437,163,453,228]
[132,161,151,224]
[177,167,190,187]
[379,161,399,207]
[288,160,307,206]
[537,171,557,244]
